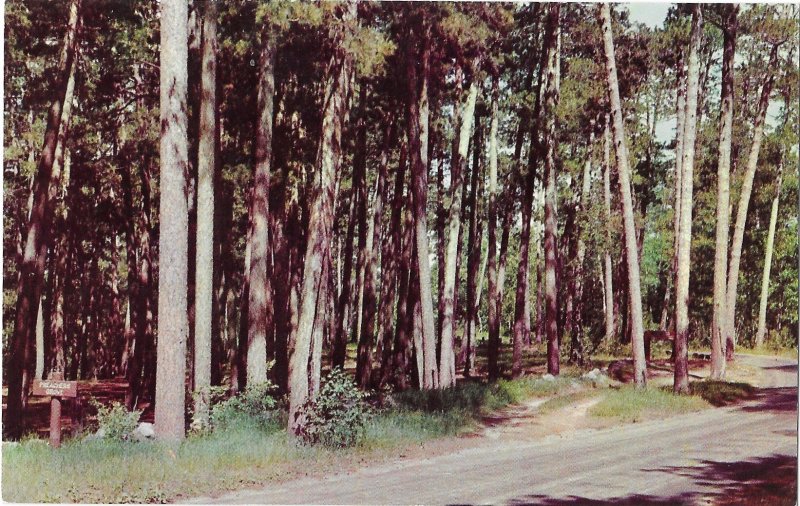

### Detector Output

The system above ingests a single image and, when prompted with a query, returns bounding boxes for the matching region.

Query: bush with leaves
[209,381,280,431]
[294,368,370,448]
[89,399,142,441]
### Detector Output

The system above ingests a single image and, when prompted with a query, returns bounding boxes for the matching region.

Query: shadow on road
[762,364,798,373]
[507,492,698,505]
[504,454,797,505]
[739,387,798,414]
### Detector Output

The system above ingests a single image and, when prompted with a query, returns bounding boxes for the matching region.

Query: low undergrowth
[588,386,710,423]
[2,375,580,503]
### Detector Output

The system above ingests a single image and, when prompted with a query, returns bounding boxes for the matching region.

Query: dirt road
[188,355,797,505]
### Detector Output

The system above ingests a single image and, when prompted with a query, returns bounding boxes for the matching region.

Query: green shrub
[90,399,142,441]
[295,368,370,448]
[210,382,280,431]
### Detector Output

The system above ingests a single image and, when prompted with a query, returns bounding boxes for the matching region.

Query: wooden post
[49,397,62,448]
[32,376,77,448]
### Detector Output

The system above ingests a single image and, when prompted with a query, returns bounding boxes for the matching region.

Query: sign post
[32,376,77,448]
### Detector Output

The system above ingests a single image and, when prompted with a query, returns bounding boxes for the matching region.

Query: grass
[588,386,710,423]
[738,346,799,359]
[690,380,756,407]
[2,375,580,503]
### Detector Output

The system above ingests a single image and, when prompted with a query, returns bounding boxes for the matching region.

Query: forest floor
[3,351,796,504]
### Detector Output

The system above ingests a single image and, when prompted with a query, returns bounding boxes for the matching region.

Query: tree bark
[378,140,407,389]
[154,0,190,441]
[602,116,616,344]
[440,75,479,387]
[725,44,780,360]
[393,191,415,390]
[289,2,354,432]
[543,4,562,376]
[711,5,738,379]
[463,110,484,376]
[352,85,370,351]
[662,59,687,333]
[406,22,438,389]
[246,23,276,387]
[487,75,502,379]
[756,160,783,347]
[672,5,703,393]
[599,2,647,387]
[6,0,81,439]
[193,0,218,428]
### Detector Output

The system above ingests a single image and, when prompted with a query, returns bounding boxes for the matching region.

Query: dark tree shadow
[738,387,798,414]
[762,364,798,373]
[503,454,797,505]
[505,493,698,505]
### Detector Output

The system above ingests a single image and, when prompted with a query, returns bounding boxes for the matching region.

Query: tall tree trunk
[406,23,438,389]
[725,44,780,361]
[42,61,77,383]
[463,112,484,377]
[440,76,479,387]
[543,4,562,376]
[662,59,687,333]
[246,24,276,387]
[392,192,415,391]
[711,5,738,379]
[487,75,502,379]
[599,2,647,387]
[672,5,703,394]
[356,122,393,388]
[352,85,370,350]
[154,0,189,441]
[756,161,783,347]
[289,2,354,432]
[6,0,81,439]
[192,0,218,428]
[602,116,616,344]
[378,141,407,388]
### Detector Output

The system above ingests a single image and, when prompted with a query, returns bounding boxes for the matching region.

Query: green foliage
[89,399,142,442]
[295,368,371,448]
[588,386,709,422]
[210,382,280,432]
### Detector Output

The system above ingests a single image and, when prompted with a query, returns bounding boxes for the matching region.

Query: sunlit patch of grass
[588,386,709,423]
[690,380,756,407]
[739,347,799,359]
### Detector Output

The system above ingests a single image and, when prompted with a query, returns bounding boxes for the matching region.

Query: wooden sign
[32,379,78,398]
[31,378,78,448]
